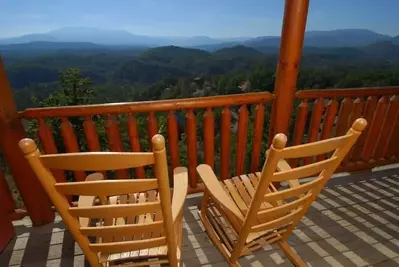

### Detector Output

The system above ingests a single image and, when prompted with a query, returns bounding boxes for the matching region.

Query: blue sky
[1,0,398,38]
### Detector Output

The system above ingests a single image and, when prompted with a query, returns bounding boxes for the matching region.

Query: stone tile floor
[1,168,399,266]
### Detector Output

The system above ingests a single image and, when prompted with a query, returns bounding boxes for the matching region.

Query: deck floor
[1,168,399,267]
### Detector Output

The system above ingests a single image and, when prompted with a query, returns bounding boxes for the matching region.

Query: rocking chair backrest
[19,134,177,267]
[232,118,367,260]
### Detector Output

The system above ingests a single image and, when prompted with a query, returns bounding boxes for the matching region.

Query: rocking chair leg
[279,241,307,267]
[199,210,241,267]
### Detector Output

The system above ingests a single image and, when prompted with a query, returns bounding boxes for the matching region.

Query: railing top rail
[19,92,274,119]
[296,86,399,99]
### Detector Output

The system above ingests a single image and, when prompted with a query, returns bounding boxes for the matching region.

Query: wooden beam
[0,201,14,252]
[272,0,310,136]
[0,57,54,226]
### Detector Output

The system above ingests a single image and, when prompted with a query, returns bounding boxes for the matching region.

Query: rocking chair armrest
[172,167,188,222]
[197,164,245,222]
[78,173,105,227]
[277,159,300,188]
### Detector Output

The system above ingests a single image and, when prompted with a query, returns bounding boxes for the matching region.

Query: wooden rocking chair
[19,134,188,267]
[197,118,367,266]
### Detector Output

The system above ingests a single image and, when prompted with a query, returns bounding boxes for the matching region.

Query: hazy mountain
[0,28,396,50]
[361,41,399,60]
[0,41,105,51]
[304,29,391,47]
[0,34,57,44]
[201,29,393,51]
[0,27,249,47]
[212,45,263,59]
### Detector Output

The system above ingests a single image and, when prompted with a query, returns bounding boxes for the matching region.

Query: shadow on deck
[1,168,399,267]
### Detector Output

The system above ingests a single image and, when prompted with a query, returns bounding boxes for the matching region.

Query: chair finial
[352,118,367,132]
[272,133,287,149]
[19,138,37,154]
[152,134,165,151]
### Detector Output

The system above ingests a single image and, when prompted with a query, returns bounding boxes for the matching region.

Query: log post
[272,0,310,136]
[0,200,14,252]
[0,57,54,226]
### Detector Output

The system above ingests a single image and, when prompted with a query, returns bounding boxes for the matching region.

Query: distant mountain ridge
[0,27,397,49]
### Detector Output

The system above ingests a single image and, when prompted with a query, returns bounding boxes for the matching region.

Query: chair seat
[91,191,181,266]
[221,172,276,216]
[203,172,285,255]
[106,246,181,266]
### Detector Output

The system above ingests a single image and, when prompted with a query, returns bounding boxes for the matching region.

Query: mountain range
[1,27,398,50]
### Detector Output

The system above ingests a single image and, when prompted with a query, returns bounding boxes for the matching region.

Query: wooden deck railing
[1,86,399,225]
[294,87,399,172]
[18,92,275,194]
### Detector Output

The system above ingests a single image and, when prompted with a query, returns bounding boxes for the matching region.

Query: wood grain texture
[296,86,399,99]
[290,100,308,167]
[83,116,100,152]
[317,99,338,161]
[127,113,145,178]
[362,96,389,162]
[38,118,66,184]
[304,98,324,165]
[147,112,158,150]
[55,179,158,196]
[385,112,399,159]
[235,105,249,176]
[41,152,155,171]
[220,107,231,180]
[374,96,399,160]
[272,0,309,137]
[20,92,274,119]
[351,96,377,161]
[345,98,364,164]
[60,117,85,181]
[167,111,180,171]
[186,109,198,188]
[335,97,353,137]
[0,166,14,212]
[105,115,128,179]
[203,108,215,169]
[250,104,265,173]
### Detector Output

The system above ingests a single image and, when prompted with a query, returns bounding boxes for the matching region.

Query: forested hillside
[2,41,399,110]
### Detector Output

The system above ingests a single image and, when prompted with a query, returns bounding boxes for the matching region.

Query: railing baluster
[362,96,389,162]
[250,103,265,173]
[83,115,101,152]
[220,106,231,180]
[335,97,353,137]
[385,108,399,160]
[317,99,338,161]
[147,112,158,150]
[127,113,145,178]
[374,96,399,160]
[304,98,324,165]
[167,111,180,171]
[38,118,67,184]
[352,96,378,162]
[105,115,128,179]
[83,115,106,178]
[235,104,249,176]
[348,98,364,127]
[268,101,276,146]
[60,117,86,181]
[0,165,15,213]
[186,109,198,188]
[344,97,364,165]
[203,108,215,169]
[290,100,308,167]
